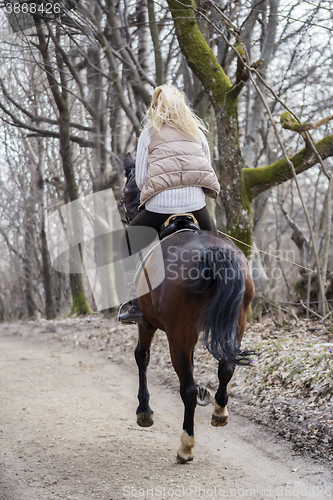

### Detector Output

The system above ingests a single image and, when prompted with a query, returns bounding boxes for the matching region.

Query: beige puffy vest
[139,125,220,206]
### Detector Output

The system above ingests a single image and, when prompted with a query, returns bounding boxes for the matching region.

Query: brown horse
[133,229,255,463]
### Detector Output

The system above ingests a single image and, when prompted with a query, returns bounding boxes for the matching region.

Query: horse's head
[123,152,136,181]
[118,152,142,224]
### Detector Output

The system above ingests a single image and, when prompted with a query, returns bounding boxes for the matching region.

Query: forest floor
[0,315,332,499]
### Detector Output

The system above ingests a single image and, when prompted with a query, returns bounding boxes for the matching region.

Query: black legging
[121,206,216,271]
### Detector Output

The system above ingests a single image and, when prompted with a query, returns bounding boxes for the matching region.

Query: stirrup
[117,301,148,324]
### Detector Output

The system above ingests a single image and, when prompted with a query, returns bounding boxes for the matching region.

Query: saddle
[159,213,200,240]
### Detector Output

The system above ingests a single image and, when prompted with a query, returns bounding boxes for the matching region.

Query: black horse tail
[189,246,246,363]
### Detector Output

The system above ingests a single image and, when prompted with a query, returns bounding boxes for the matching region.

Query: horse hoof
[211,414,228,426]
[176,453,194,464]
[197,386,211,406]
[137,412,154,427]
[211,403,228,426]
[176,431,195,463]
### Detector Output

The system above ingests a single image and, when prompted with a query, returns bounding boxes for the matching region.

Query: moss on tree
[70,291,92,316]
[167,0,333,263]
[167,0,232,105]
[280,111,299,130]
[243,134,333,199]
[243,149,307,199]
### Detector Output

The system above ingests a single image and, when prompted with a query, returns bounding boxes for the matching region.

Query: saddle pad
[134,229,194,286]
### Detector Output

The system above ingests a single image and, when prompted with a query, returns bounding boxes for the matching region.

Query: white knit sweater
[135,128,211,214]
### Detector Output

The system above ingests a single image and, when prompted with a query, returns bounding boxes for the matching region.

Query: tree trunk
[24,223,37,319]
[136,0,149,73]
[36,140,57,319]
[0,294,6,322]
[167,0,253,256]
[242,0,279,169]
[59,111,92,316]
[215,102,253,257]
[35,18,91,315]
[147,0,165,85]
[86,34,120,313]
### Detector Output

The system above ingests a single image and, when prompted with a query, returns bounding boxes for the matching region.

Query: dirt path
[0,331,332,500]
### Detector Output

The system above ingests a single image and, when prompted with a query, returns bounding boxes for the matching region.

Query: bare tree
[1,0,333,319]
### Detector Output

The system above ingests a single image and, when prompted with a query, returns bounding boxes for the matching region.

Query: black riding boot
[118,299,148,324]
[117,271,148,324]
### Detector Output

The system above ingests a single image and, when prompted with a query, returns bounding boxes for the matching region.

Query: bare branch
[0,77,93,132]
[0,100,94,147]
[26,132,95,147]
[45,22,98,120]
[248,71,327,313]
[0,229,30,266]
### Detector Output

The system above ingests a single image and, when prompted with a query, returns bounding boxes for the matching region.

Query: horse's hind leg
[212,297,251,427]
[135,323,157,427]
[191,350,211,406]
[169,345,197,463]
[211,359,235,427]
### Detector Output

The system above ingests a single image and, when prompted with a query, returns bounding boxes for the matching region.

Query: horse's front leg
[211,358,235,427]
[169,347,197,463]
[135,323,157,427]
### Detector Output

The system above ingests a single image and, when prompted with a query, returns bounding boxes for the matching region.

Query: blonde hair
[143,85,208,140]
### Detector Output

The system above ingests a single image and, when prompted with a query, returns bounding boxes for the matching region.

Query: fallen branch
[300,300,324,321]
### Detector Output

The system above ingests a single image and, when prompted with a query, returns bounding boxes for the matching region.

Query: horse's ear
[124,152,136,178]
